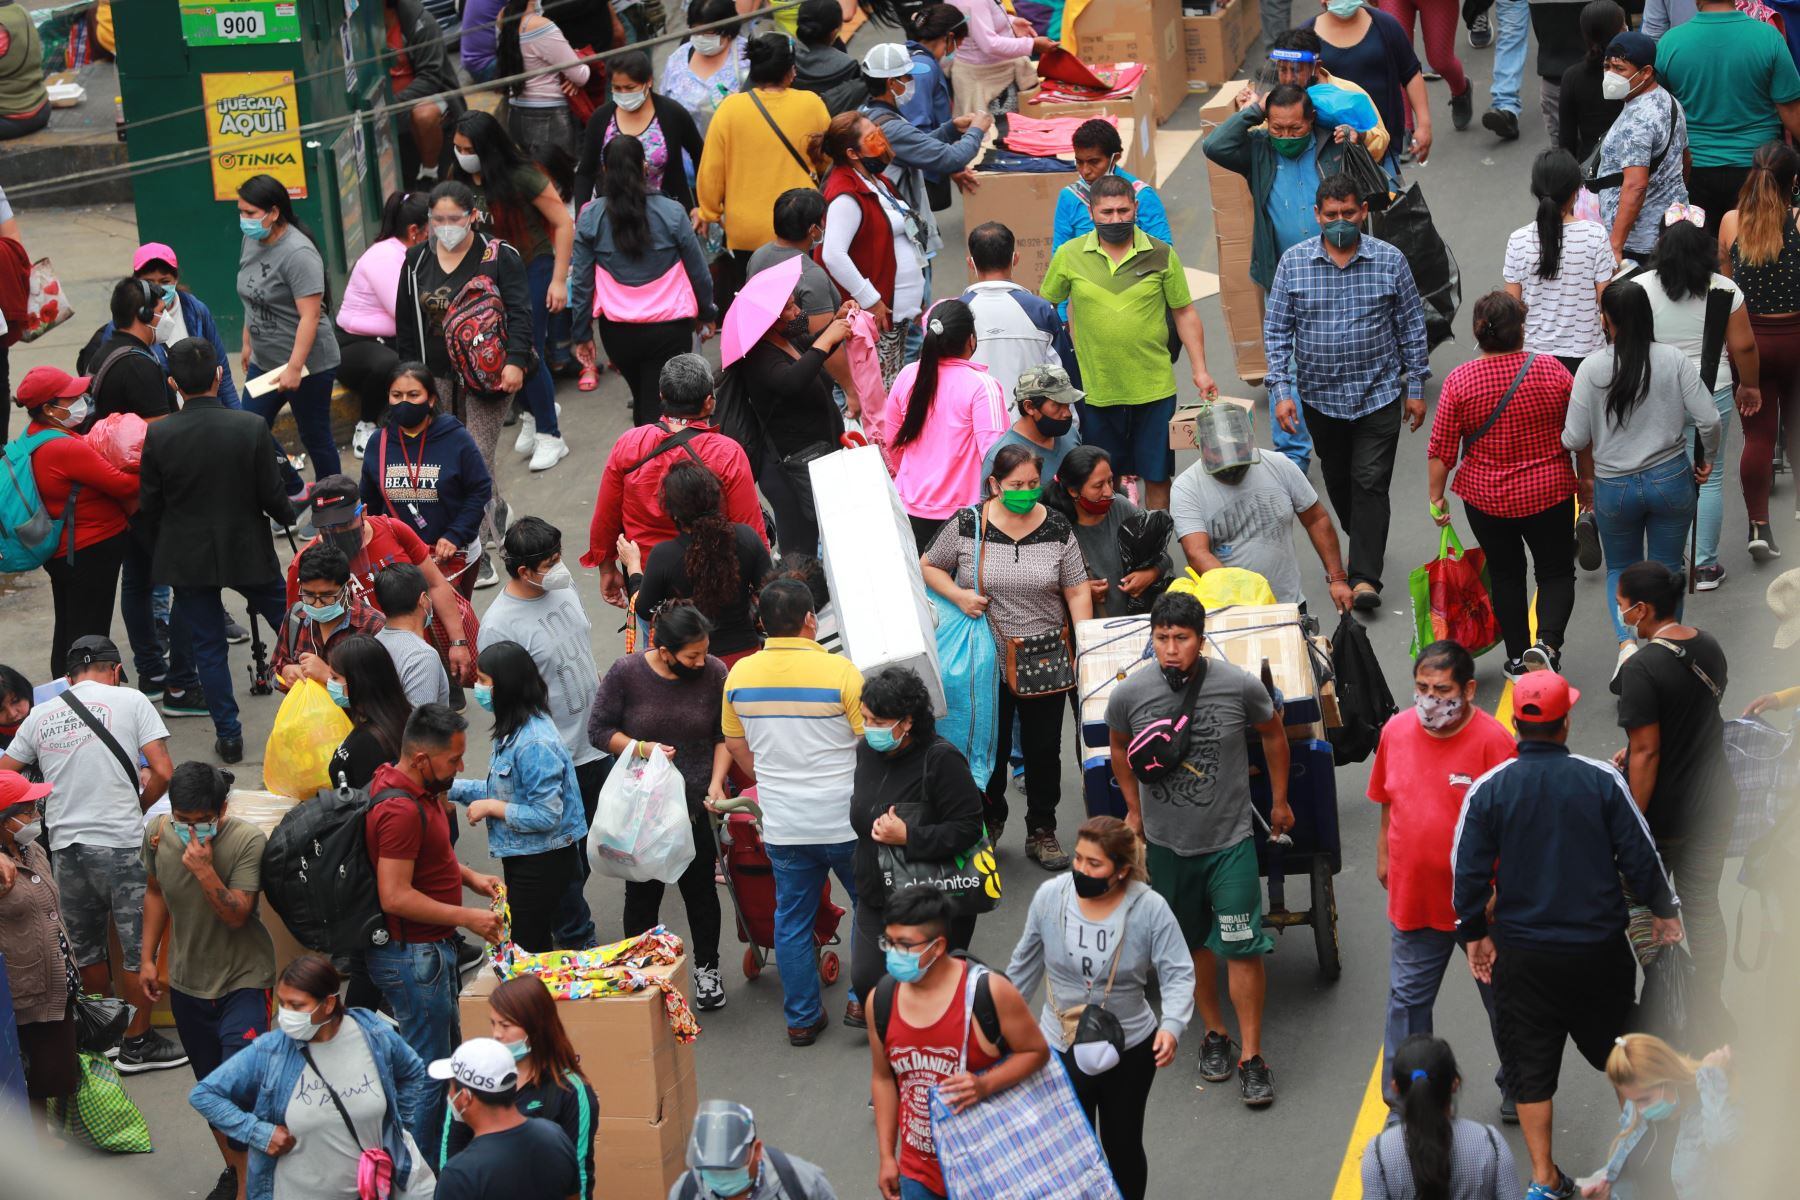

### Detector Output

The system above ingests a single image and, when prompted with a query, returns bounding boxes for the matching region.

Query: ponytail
[1392,1036,1460,1200]
[1528,149,1582,281]
[1734,140,1800,268]
[892,300,976,450]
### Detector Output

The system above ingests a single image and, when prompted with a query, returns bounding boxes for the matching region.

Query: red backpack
[442,273,511,394]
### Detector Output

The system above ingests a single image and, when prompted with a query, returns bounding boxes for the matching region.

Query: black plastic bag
[75,993,131,1055]
[1327,612,1396,766]
[1340,143,1394,215]
[1635,943,1697,1049]
[1116,509,1174,613]
[1372,184,1462,351]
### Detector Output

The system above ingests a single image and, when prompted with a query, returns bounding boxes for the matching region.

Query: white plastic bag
[588,751,695,884]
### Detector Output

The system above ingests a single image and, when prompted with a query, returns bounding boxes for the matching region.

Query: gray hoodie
[1006,876,1196,1052]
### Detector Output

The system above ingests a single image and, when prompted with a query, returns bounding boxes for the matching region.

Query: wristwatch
[450,639,469,648]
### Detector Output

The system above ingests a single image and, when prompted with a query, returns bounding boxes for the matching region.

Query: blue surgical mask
[303,600,346,624]
[174,821,218,845]
[884,941,936,983]
[473,683,495,713]
[1641,1096,1679,1122]
[1326,0,1364,15]
[1617,601,1641,632]
[325,678,351,709]
[240,215,272,241]
[864,723,900,752]
[505,1038,530,1062]
[159,283,178,308]
[697,1166,754,1198]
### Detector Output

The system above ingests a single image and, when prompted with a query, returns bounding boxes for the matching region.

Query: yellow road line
[1330,1049,1390,1198]
[1494,591,1541,733]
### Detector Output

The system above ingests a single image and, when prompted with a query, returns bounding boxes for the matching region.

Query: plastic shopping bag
[18,256,72,343]
[262,679,354,798]
[84,412,147,473]
[589,750,696,884]
[1372,184,1461,349]
[48,1052,152,1153]
[930,589,1000,789]
[1406,525,1502,659]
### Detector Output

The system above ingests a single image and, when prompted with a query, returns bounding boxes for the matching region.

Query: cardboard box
[1168,395,1255,450]
[1184,0,1261,90]
[459,956,695,1122]
[1199,80,1269,384]
[1071,0,1186,122]
[1202,603,1321,725]
[595,1070,699,1200]
[1075,615,1153,727]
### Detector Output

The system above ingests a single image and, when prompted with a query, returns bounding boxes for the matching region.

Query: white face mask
[1601,68,1638,102]
[1414,692,1466,732]
[1073,1039,1122,1075]
[453,148,483,174]
[537,561,574,591]
[56,396,92,428]
[434,223,471,251]
[691,33,725,55]
[895,79,916,105]
[613,89,648,112]
[153,308,179,345]
[277,1002,326,1042]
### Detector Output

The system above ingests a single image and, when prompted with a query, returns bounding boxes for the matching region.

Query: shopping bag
[1406,525,1503,659]
[1328,611,1396,766]
[589,750,696,884]
[930,589,999,789]
[16,257,71,343]
[1372,184,1461,349]
[47,1052,152,1153]
[262,679,354,799]
[84,412,147,473]
[1634,942,1702,1051]
[1725,717,1794,857]
[73,993,131,1054]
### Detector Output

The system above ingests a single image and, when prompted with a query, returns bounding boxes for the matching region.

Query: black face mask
[1213,465,1251,485]
[1071,869,1113,899]
[1160,663,1191,691]
[666,655,708,681]
[327,528,363,563]
[390,400,433,428]
[1032,413,1074,438]
[1095,219,1135,246]
[781,315,813,346]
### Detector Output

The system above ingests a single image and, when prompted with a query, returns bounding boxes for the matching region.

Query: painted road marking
[1156,127,1204,188]
[1330,1049,1389,1198]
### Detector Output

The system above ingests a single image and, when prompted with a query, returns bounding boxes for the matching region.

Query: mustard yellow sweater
[696,86,830,252]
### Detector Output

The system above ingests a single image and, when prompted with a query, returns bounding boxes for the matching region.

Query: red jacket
[24,420,137,555]
[820,165,897,308]
[583,419,766,569]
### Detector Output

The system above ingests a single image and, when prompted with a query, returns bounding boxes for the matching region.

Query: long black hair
[237,173,333,308]
[1652,217,1718,303]
[452,110,537,219]
[662,462,741,618]
[1581,0,1625,68]
[601,135,651,258]
[479,640,552,746]
[496,0,533,97]
[1392,1037,1460,1200]
[1046,444,1111,520]
[1529,149,1582,281]
[892,300,977,450]
[1600,279,1656,429]
[377,190,430,244]
[328,635,412,762]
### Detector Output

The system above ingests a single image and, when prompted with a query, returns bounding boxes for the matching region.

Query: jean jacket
[1595,1064,1738,1199]
[449,712,585,858]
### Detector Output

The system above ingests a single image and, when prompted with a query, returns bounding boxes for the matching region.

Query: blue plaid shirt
[1263,233,1431,419]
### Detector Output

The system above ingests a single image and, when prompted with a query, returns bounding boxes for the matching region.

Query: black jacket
[138,393,295,587]
[396,233,536,384]
[572,92,706,213]
[850,734,985,909]
[89,330,175,424]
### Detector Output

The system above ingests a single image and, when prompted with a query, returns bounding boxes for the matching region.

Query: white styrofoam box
[1076,615,1154,730]
[812,444,946,715]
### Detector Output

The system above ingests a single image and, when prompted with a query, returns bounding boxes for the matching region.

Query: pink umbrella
[719,254,805,368]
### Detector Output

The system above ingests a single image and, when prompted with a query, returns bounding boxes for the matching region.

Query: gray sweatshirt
[1006,877,1195,1052]
[1563,341,1720,478]
[1643,0,1697,39]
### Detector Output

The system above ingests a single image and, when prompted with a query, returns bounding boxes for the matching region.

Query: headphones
[131,277,159,327]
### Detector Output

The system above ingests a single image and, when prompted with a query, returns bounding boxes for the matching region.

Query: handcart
[711,790,845,985]
[1248,736,1342,981]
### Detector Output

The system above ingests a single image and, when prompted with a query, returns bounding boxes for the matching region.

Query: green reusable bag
[1407,524,1503,659]
[47,1051,152,1154]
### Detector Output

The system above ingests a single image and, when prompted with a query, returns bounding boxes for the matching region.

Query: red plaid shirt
[1429,351,1577,518]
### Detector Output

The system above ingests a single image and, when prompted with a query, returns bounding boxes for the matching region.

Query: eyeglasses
[878,935,940,953]
[299,586,344,606]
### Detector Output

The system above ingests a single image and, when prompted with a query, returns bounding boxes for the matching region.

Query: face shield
[686,1099,756,1171]
[1196,403,1260,476]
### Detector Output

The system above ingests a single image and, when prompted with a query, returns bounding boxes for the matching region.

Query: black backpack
[872,953,1009,1053]
[676,1148,805,1199]
[261,782,422,955]
[711,363,769,478]
[1326,612,1396,766]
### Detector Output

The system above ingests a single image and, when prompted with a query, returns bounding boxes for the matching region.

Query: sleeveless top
[883,961,1002,1195]
[1729,210,1800,314]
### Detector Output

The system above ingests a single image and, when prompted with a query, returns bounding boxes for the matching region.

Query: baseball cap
[862,43,930,79]
[1512,672,1579,722]
[0,770,52,816]
[67,635,123,674]
[132,242,179,273]
[306,474,363,529]
[15,365,91,409]
[1605,31,1656,68]
[1015,363,1084,406]
[427,1038,518,1096]
[687,1100,757,1170]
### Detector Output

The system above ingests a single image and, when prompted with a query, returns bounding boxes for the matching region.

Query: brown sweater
[0,842,70,1023]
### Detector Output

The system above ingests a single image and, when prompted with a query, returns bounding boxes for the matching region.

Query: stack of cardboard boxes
[1067,0,1187,122]
[1198,79,1269,385]
[1183,0,1262,90]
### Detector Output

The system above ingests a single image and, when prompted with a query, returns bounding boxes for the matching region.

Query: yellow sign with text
[201,71,307,201]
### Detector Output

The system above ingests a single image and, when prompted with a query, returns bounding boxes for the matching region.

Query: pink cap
[132,242,178,272]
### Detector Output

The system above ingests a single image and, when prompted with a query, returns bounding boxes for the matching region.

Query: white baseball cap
[427,1037,519,1096]
[861,43,930,79]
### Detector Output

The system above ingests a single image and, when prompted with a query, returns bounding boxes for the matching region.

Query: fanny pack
[1124,659,1208,783]
[1051,891,1134,1075]
[301,1044,396,1200]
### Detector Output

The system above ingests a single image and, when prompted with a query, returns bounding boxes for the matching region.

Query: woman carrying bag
[0,771,80,1123]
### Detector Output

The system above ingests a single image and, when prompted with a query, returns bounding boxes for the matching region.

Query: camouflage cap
[1015,363,1084,406]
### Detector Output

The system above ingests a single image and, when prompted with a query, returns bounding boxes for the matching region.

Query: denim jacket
[449,712,585,858]
[98,290,243,409]
[188,1009,433,1200]
[1594,1064,1738,1199]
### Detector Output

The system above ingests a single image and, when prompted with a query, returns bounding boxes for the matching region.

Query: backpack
[0,428,77,572]
[0,236,29,347]
[261,782,423,955]
[675,1149,806,1200]
[872,952,1009,1053]
[711,363,769,477]
[1326,611,1396,766]
[443,274,512,394]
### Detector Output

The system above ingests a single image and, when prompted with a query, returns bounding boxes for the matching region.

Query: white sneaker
[513,412,538,455]
[352,420,376,458]
[693,965,727,1011]
[529,434,569,472]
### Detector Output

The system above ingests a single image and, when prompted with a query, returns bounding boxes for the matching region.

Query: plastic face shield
[686,1099,756,1170]
[1196,403,1260,475]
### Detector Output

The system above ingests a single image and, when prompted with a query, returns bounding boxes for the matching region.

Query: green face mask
[1270,133,1312,158]
[1000,487,1041,514]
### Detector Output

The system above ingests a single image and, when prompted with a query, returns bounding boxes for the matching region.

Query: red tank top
[883,962,1001,1195]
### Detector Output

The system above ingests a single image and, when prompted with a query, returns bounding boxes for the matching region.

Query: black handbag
[875,747,1002,916]
[1050,893,1133,1074]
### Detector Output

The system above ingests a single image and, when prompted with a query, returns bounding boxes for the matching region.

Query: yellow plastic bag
[1164,566,1277,611]
[262,679,353,798]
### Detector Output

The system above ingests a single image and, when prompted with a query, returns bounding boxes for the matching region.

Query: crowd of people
[3,0,1798,1197]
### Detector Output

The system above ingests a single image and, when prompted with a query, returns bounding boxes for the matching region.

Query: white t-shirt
[479,587,604,765]
[1503,219,1616,358]
[1631,269,1744,389]
[6,680,168,851]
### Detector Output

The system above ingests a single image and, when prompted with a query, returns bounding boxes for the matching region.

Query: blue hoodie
[358,412,493,549]
[96,290,242,409]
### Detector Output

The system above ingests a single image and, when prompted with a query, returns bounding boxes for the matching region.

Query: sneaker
[351,420,376,459]
[787,1014,827,1045]
[1520,641,1559,673]
[1525,1169,1576,1200]
[204,1166,239,1200]
[475,555,500,589]
[1693,563,1726,591]
[139,675,166,701]
[224,618,250,645]
[1352,583,1382,611]
[1467,11,1492,46]
[1024,829,1072,871]
[1502,656,1528,681]
[1749,522,1782,562]
[1575,510,1603,571]
[1499,1093,1519,1124]
[1198,1030,1236,1082]
[844,999,867,1029]
[529,434,570,472]
[513,412,538,455]
[1450,86,1473,131]
[1482,108,1520,140]
[115,1029,189,1074]
[160,687,211,718]
[215,736,244,765]
[1238,1055,1276,1107]
[455,937,483,971]
[694,965,727,1011]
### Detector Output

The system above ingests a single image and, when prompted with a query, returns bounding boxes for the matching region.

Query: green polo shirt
[1039,228,1193,407]
[1656,11,1800,169]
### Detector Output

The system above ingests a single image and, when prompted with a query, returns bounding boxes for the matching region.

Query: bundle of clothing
[977,113,1122,173]
[1032,62,1146,106]
[498,925,702,1042]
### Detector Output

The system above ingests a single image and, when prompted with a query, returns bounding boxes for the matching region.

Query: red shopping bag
[1407,525,1503,657]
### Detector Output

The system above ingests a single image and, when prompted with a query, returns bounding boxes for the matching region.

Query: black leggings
[1462,496,1576,661]
[597,317,696,429]
[985,679,1067,838]
[336,331,400,422]
[42,531,130,679]
[849,889,977,1003]
[622,801,721,969]
[1061,1036,1159,1200]
[501,843,580,953]
[759,446,820,558]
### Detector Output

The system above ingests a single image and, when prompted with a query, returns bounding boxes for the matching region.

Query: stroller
[712,790,845,984]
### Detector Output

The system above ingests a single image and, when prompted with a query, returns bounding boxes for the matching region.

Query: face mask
[1077,494,1113,515]
[781,314,812,344]
[1270,133,1312,159]
[1071,869,1113,899]
[884,940,936,983]
[434,223,471,251]
[240,215,272,241]
[537,561,574,591]
[613,89,648,112]
[473,683,495,712]
[174,821,219,846]
[11,819,41,848]
[390,399,433,428]
[1000,486,1041,514]
[864,723,901,752]
[303,598,346,624]
[1214,464,1252,485]
[1159,663,1191,691]
[1326,0,1364,16]
[1032,413,1074,438]
[327,528,364,563]
[1414,692,1465,732]
[691,33,725,55]
[1641,1096,1679,1122]
[326,678,351,709]
[697,1166,754,1198]
[895,79,916,105]
[1094,219,1135,246]
[55,396,92,428]
[666,655,709,681]
[859,129,893,168]
[505,1038,530,1062]
[1617,602,1641,631]
[158,282,179,308]
[153,308,179,345]
[449,1090,470,1123]
[1322,219,1360,249]
[454,149,483,174]
[277,1003,325,1041]
[1601,68,1637,102]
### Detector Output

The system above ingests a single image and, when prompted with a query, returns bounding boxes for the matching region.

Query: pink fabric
[337,237,408,338]
[85,412,146,473]
[1002,114,1117,156]
[1034,61,1146,104]
[952,0,1035,66]
[593,261,699,323]
[881,358,1010,519]
[845,309,898,473]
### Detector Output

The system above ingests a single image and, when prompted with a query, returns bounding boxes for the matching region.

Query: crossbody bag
[1459,353,1534,462]
[1048,890,1135,1074]
[979,506,1075,697]
[747,89,818,184]
[1585,96,1676,192]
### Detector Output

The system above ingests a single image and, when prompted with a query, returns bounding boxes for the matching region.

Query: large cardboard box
[595,1068,699,1200]
[1184,0,1261,90]
[1168,394,1255,450]
[1070,0,1187,122]
[1198,80,1269,384]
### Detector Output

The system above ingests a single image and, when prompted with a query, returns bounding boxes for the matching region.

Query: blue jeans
[522,256,562,437]
[903,260,934,364]
[1490,0,1529,115]
[173,581,288,741]
[365,938,460,1142]
[1386,925,1505,1098]
[899,1178,947,1200]
[121,536,197,691]
[1594,454,1695,640]
[1269,386,1313,476]
[245,363,341,481]
[1693,385,1733,568]
[765,839,859,1027]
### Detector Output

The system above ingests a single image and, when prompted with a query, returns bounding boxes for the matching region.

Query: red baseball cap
[0,769,51,815]
[132,242,179,273]
[1513,672,1579,722]
[14,365,91,409]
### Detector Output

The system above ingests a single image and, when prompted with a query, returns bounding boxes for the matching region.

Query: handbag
[777,439,836,526]
[978,507,1075,697]
[1049,892,1133,1075]
[1124,660,1208,783]
[876,746,1002,916]
[301,1044,398,1200]
[1584,95,1675,192]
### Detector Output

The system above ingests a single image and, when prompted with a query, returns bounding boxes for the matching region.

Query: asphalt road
[3,17,1792,1200]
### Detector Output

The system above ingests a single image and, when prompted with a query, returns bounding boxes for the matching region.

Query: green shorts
[1146,837,1273,958]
